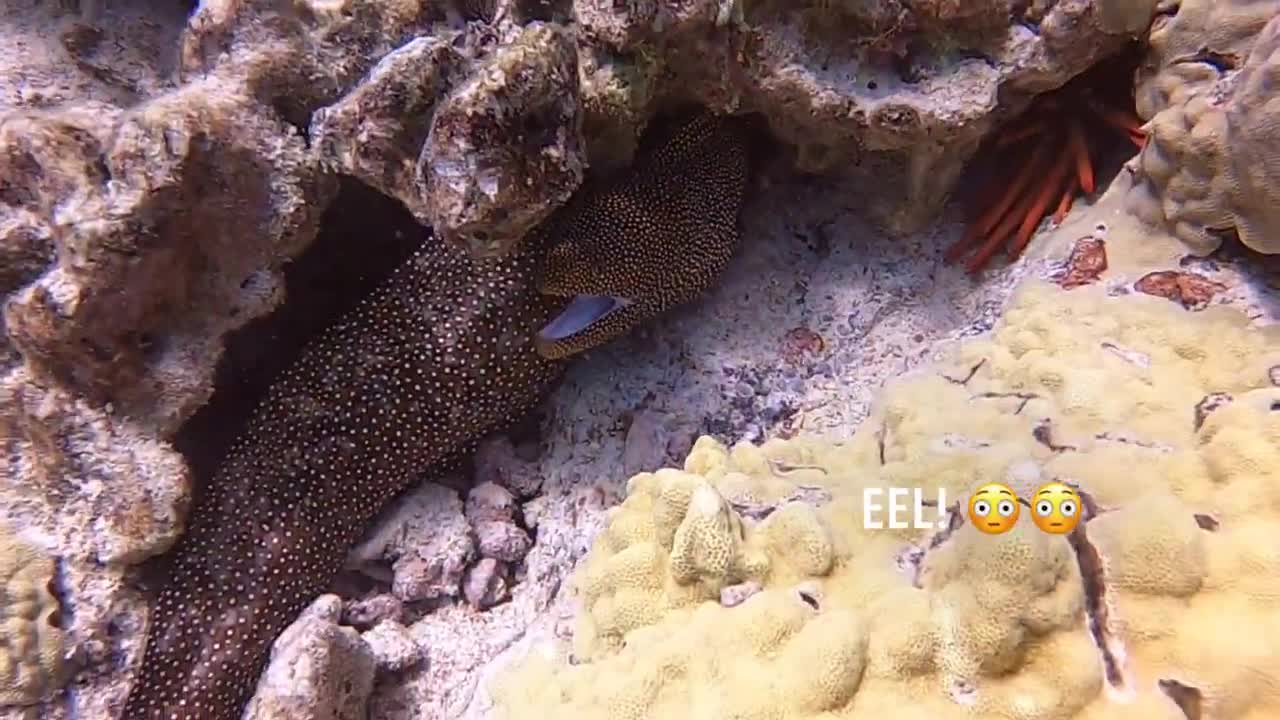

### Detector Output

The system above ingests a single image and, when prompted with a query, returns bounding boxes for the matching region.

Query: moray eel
[534,113,748,359]
[122,112,750,720]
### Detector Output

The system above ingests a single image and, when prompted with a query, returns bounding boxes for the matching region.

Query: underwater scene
[0,1,1277,719]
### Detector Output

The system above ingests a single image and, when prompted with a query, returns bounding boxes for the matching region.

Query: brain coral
[491,281,1280,720]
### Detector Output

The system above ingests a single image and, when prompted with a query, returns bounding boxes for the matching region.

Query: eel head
[533,112,751,360]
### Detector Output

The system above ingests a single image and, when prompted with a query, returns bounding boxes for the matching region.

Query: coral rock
[0,373,189,565]
[476,522,533,565]
[467,482,520,522]
[688,0,1142,232]
[341,594,404,632]
[573,0,659,50]
[421,22,585,257]
[349,483,475,603]
[467,482,533,563]
[361,619,424,673]
[311,35,464,219]
[242,595,376,720]
[1,90,330,426]
[178,0,437,122]
[463,557,512,610]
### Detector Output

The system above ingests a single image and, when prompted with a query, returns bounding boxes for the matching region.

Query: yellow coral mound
[0,523,66,706]
[492,281,1280,720]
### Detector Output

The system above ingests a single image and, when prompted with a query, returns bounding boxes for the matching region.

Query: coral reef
[491,280,1280,719]
[123,113,750,720]
[0,0,1274,718]
[0,523,67,707]
[0,0,1161,607]
[1127,0,1280,256]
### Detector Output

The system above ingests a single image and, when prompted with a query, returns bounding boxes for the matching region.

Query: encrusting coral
[0,522,67,707]
[491,281,1280,720]
[1126,0,1280,256]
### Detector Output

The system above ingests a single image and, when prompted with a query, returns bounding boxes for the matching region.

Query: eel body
[123,112,750,720]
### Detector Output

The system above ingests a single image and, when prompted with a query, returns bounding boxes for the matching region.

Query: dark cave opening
[958,43,1148,211]
[944,43,1149,272]
[172,177,427,484]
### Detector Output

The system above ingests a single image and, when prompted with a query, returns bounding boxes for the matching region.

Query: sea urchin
[946,55,1148,274]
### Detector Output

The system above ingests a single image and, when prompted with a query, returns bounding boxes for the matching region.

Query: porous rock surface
[0,0,1248,719]
[242,595,377,720]
[347,482,477,604]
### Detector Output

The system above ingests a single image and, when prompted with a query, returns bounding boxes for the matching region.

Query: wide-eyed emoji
[1031,482,1082,534]
[967,483,1021,535]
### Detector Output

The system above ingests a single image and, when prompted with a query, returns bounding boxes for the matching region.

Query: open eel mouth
[537,294,630,343]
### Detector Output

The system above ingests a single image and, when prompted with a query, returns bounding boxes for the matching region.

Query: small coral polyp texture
[493,281,1280,720]
[0,524,66,706]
